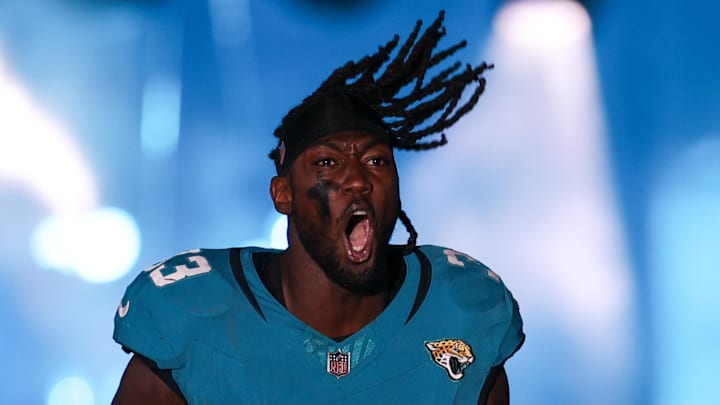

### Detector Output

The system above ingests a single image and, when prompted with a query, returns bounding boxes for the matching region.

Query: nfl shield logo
[327,349,351,378]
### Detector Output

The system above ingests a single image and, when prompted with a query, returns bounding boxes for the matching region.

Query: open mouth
[449,356,472,375]
[344,209,373,263]
[450,357,461,375]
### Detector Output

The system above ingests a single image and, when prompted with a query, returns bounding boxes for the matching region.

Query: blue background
[1,0,719,404]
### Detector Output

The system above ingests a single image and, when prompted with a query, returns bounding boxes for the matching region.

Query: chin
[331,245,389,295]
[296,213,393,295]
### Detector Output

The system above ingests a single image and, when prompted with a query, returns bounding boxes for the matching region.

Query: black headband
[273,92,390,173]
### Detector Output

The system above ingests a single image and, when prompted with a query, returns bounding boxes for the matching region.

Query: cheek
[304,180,341,221]
[378,174,400,202]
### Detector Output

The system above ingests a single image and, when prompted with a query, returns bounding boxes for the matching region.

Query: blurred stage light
[0,54,97,213]
[494,0,591,50]
[270,215,288,249]
[30,207,141,283]
[239,213,288,249]
[47,376,94,405]
[208,0,252,46]
[650,137,720,405]
[140,73,181,159]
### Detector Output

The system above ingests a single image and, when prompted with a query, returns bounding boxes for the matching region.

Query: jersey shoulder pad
[113,248,235,368]
[416,245,525,365]
[124,248,236,315]
[418,244,503,283]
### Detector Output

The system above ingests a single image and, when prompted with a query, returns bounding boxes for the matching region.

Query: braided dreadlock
[270,10,491,254]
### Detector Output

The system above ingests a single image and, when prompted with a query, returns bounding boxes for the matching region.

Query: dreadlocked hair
[271,11,491,255]
[272,10,492,154]
[398,210,418,255]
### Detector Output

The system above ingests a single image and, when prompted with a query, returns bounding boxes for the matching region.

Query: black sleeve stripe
[404,249,432,324]
[230,248,266,321]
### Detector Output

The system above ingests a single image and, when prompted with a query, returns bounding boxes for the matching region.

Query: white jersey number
[443,248,501,282]
[147,255,212,287]
[443,248,479,267]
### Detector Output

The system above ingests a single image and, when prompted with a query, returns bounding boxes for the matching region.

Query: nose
[342,161,372,194]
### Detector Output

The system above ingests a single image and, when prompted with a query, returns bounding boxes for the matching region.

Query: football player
[113,11,523,404]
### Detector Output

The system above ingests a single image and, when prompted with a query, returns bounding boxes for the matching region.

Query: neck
[276,244,390,339]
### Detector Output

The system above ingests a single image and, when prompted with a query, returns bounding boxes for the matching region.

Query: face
[275,131,400,295]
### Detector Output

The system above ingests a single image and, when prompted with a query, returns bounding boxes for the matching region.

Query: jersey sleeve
[419,245,525,367]
[113,249,233,370]
[113,264,186,370]
[493,285,524,366]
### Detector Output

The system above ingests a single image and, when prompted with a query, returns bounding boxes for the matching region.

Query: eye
[366,156,387,166]
[314,158,336,167]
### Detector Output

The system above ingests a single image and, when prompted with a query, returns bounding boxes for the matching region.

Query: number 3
[148,255,212,287]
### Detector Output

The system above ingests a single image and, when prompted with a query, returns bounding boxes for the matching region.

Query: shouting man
[113,11,524,404]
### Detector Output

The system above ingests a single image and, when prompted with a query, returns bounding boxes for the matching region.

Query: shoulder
[120,248,237,316]
[416,245,525,364]
[415,244,520,321]
[113,248,240,367]
[416,245,505,288]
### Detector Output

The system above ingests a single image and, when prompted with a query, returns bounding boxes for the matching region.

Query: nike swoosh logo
[118,300,130,318]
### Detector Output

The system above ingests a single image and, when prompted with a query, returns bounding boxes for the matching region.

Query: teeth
[348,210,370,255]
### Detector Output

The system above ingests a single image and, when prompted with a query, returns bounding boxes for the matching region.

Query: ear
[270,175,292,215]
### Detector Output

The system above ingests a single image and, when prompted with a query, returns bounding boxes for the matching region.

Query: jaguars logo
[424,339,474,381]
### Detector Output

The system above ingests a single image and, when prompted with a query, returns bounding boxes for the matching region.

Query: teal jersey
[113,245,524,404]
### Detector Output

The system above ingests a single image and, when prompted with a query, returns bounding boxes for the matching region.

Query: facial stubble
[295,179,390,295]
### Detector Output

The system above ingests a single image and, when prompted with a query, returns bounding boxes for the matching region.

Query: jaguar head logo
[425,339,474,381]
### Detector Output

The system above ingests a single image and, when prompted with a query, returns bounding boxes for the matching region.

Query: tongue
[349,218,369,251]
